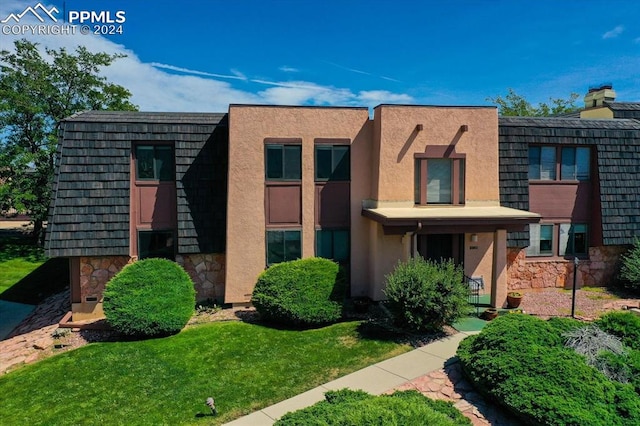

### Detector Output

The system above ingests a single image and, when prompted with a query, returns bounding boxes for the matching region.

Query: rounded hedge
[457,314,640,425]
[103,258,195,337]
[384,257,470,332]
[251,257,345,327]
[275,389,471,425]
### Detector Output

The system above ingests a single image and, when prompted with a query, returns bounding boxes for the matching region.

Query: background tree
[0,39,137,241]
[488,88,580,116]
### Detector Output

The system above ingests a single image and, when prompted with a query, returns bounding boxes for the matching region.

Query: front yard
[0,320,410,425]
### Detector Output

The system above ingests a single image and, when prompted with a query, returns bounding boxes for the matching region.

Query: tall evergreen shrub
[620,238,640,294]
[384,257,470,331]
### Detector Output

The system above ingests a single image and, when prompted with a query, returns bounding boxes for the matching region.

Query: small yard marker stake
[206,397,217,415]
[571,257,579,318]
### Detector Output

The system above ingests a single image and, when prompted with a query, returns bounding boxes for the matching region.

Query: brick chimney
[584,84,616,109]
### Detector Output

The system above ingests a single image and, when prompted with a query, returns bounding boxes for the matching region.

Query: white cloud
[149,63,246,81]
[279,66,299,73]
[357,90,413,104]
[602,25,624,39]
[0,0,414,112]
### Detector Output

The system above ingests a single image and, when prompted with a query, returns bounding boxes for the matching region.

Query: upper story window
[415,153,465,205]
[561,147,590,181]
[135,145,174,181]
[529,146,591,181]
[528,146,556,180]
[266,144,301,180]
[315,145,350,181]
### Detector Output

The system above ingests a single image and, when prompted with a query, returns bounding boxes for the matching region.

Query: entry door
[418,234,463,265]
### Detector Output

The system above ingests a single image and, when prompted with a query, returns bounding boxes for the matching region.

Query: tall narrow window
[315,145,350,181]
[529,146,556,180]
[136,145,174,181]
[266,145,301,180]
[561,147,590,181]
[427,159,452,204]
[414,154,465,205]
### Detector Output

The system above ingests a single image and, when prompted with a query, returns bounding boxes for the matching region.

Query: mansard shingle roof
[606,102,640,119]
[45,111,228,257]
[499,116,640,247]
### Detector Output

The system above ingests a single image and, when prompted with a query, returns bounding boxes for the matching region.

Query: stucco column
[402,232,413,261]
[491,229,508,308]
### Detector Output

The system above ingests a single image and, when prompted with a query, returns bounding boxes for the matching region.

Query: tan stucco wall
[579,107,614,119]
[367,106,502,297]
[463,232,494,292]
[225,105,370,304]
[368,223,411,300]
[371,106,500,204]
[226,104,507,305]
[350,120,374,297]
[492,230,508,307]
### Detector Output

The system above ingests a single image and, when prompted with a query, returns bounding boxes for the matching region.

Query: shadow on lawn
[356,320,448,348]
[1,234,69,305]
[0,257,69,305]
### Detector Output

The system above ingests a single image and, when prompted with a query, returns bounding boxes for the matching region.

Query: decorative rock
[33,337,54,350]
[507,246,626,291]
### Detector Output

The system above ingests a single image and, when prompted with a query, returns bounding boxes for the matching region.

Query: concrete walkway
[225,331,478,425]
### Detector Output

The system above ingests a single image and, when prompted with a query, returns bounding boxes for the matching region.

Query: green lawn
[0,258,44,293]
[0,320,410,425]
[0,236,67,303]
[0,236,45,293]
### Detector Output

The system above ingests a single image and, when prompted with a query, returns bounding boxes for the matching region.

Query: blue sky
[1,0,639,112]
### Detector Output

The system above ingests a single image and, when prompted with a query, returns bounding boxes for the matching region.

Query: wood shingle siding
[499,116,640,248]
[45,111,228,258]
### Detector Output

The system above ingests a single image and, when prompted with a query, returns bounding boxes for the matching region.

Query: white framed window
[559,224,588,256]
[526,224,554,256]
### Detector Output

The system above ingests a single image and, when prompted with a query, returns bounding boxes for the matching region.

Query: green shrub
[103,258,195,337]
[457,315,640,425]
[383,257,470,332]
[619,238,640,293]
[547,316,584,334]
[594,312,640,395]
[275,389,471,425]
[596,311,640,351]
[251,257,345,327]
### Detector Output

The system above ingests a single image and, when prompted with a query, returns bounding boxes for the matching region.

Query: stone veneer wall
[507,246,627,290]
[79,254,226,304]
[80,256,132,301]
[176,253,225,302]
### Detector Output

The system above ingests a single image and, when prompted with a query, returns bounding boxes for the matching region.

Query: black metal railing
[465,275,484,316]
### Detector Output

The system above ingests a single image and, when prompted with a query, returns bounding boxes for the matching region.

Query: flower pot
[353,297,371,314]
[507,292,523,309]
[482,308,498,321]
